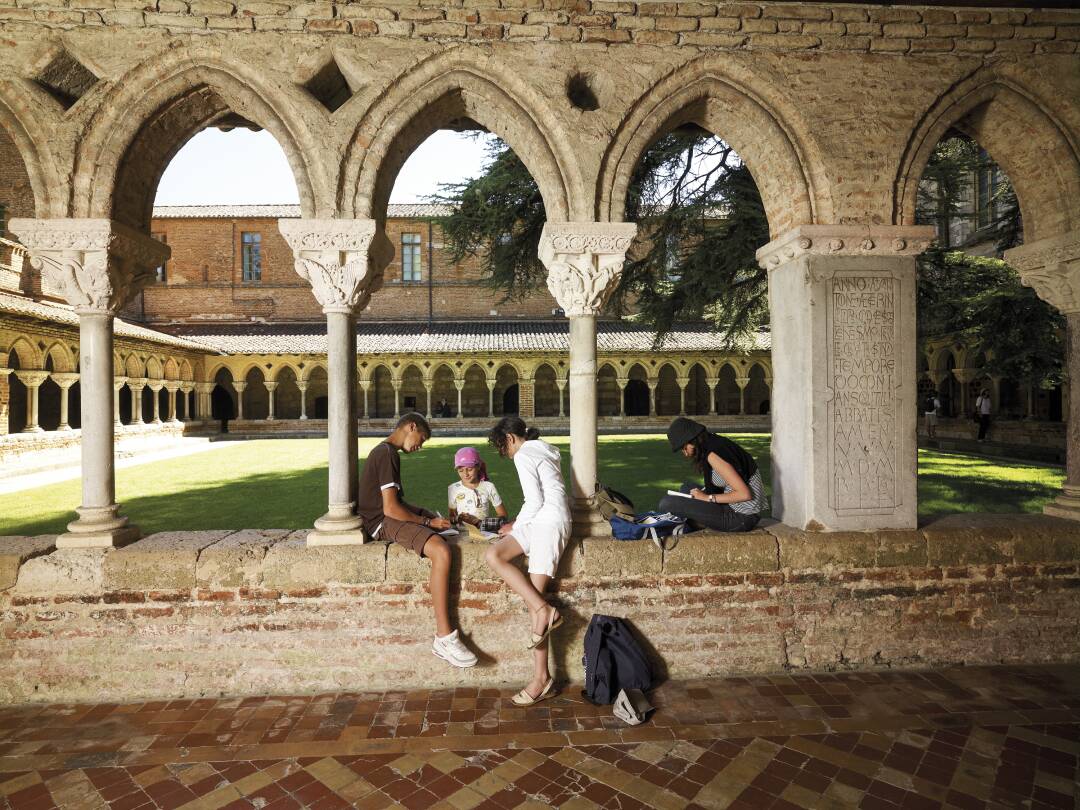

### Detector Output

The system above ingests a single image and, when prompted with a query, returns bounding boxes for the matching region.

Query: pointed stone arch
[163,357,179,380]
[42,341,75,373]
[598,55,825,235]
[145,356,163,380]
[0,84,62,216]
[75,47,323,230]
[5,335,40,369]
[895,66,1080,243]
[343,47,581,221]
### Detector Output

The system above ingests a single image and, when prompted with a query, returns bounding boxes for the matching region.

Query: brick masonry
[1,514,1078,703]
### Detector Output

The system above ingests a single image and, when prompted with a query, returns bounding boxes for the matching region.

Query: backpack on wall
[610,511,687,551]
[594,484,635,521]
[582,614,654,705]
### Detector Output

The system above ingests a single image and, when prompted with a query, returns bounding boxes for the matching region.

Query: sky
[154,128,499,206]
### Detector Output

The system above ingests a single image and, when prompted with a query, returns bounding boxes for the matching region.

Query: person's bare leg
[423,535,453,637]
[485,537,548,613]
[525,572,553,698]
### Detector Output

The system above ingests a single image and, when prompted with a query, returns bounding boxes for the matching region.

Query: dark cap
[667,417,706,452]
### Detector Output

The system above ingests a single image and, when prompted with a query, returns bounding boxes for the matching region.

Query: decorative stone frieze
[278,219,392,314]
[538,222,638,317]
[756,225,935,272]
[1005,230,1080,315]
[8,219,169,314]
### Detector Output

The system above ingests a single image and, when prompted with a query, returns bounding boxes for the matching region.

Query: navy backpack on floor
[582,614,654,705]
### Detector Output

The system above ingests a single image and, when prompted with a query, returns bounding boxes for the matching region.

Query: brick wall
[143,215,559,324]
[0,128,35,296]
[2,515,1078,703]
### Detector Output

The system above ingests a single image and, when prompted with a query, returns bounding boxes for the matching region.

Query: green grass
[0,434,1064,536]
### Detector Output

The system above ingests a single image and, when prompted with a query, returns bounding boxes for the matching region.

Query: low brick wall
[1,515,1078,705]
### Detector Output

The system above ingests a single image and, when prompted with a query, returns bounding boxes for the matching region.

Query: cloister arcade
[0,2,1076,544]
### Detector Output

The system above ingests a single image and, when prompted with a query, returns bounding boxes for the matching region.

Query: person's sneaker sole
[432,647,477,668]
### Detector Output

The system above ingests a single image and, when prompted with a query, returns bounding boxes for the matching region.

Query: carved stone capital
[195,382,214,394]
[180,383,195,394]
[8,218,169,314]
[1004,229,1080,315]
[163,381,181,392]
[278,218,392,314]
[232,381,247,393]
[538,222,637,317]
[756,225,936,272]
[51,372,80,389]
[453,381,465,391]
[128,377,148,390]
[14,370,49,387]
[264,381,278,392]
[114,376,129,390]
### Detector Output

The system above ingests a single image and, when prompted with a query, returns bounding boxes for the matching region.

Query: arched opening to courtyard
[533,363,561,418]
[624,363,649,417]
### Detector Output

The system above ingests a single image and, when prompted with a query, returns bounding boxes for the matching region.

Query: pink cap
[454,447,482,468]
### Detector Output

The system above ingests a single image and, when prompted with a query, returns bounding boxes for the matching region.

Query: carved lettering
[828,275,899,513]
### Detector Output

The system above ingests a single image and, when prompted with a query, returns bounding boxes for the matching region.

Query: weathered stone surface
[196,529,290,587]
[1006,514,1080,563]
[14,548,108,593]
[769,523,877,569]
[0,536,55,590]
[874,530,927,567]
[924,514,1016,566]
[261,534,386,587]
[581,537,663,577]
[104,531,231,590]
[662,531,778,574]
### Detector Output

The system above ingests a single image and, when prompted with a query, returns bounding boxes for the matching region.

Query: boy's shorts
[377,517,439,557]
[512,521,571,577]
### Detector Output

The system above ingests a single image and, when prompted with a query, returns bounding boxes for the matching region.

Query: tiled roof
[151,204,453,220]
[166,321,771,356]
[0,292,215,353]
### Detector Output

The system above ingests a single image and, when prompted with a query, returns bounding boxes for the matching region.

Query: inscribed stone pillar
[756,225,933,531]
[52,372,80,430]
[264,381,278,421]
[279,218,390,545]
[539,221,637,537]
[232,381,247,420]
[14,370,47,432]
[1006,230,1080,521]
[10,217,168,548]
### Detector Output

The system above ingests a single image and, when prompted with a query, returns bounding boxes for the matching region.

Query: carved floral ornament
[755,225,936,271]
[538,223,638,317]
[278,219,389,313]
[1004,230,1080,315]
[8,219,168,314]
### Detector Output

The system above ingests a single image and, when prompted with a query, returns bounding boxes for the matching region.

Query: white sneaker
[432,629,478,668]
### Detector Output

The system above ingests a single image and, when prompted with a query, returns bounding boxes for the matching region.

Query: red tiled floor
[0,664,1078,807]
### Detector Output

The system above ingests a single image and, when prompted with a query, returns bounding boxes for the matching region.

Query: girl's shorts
[512,521,571,576]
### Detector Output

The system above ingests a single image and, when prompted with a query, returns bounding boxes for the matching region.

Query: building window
[152,231,167,283]
[242,232,262,283]
[402,233,421,282]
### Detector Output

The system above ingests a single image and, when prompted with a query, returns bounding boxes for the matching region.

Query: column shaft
[114,384,122,426]
[568,315,598,518]
[456,386,463,420]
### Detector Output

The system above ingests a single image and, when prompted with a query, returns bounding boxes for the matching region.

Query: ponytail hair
[488,416,540,456]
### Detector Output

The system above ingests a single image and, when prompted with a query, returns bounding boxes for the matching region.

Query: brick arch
[5,335,40,369]
[124,354,145,379]
[0,85,60,216]
[205,361,232,383]
[302,362,327,382]
[179,359,194,381]
[75,47,323,230]
[270,360,302,382]
[145,356,163,379]
[163,357,179,380]
[343,48,581,222]
[598,56,824,236]
[895,69,1080,243]
[42,341,75,373]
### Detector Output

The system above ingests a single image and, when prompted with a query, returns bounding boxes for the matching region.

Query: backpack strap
[646,522,683,552]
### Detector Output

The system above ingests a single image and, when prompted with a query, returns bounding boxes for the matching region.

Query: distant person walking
[975,389,992,441]
[923,391,941,439]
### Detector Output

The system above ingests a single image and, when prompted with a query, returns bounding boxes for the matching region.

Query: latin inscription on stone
[828,274,898,512]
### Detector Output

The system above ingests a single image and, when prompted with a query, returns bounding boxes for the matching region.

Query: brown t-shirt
[357,441,402,533]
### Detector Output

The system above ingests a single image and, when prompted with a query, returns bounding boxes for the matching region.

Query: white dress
[511,440,571,577]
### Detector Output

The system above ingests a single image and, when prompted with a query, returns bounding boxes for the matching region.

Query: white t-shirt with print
[448,480,503,520]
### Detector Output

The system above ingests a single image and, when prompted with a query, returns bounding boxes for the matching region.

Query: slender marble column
[556,380,567,418]
[52,372,80,430]
[195,382,213,420]
[706,377,718,415]
[297,380,309,420]
[233,381,247,420]
[164,382,180,423]
[424,382,433,419]
[392,381,401,419]
[147,381,163,424]
[265,380,278,420]
[616,378,628,417]
[647,380,657,417]
[735,376,750,415]
[487,380,495,418]
[455,380,464,420]
[14,371,47,432]
[539,221,637,538]
[676,376,689,416]
[128,379,146,425]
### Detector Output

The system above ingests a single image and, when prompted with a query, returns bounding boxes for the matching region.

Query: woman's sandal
[511,677,555,707]
[527,605,563,650]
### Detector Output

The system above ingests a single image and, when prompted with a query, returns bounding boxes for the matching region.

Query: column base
[58,506,140,549]
[23,426,43,434]
[57,424,72,432]
[1044,486,1080,522]
[313,505,363,535]
[571,497,612,539]
[307,529,370,546]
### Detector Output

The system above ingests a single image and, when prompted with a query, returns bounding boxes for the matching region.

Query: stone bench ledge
[3,514,1079,595]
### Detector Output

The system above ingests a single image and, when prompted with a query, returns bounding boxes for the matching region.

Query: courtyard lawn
[0,434,1065,536]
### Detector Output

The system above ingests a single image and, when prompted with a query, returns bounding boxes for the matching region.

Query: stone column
[486,379,496,418]
[113,377,126,426]
[128,378,146,425]
[14,370,48,432]
[676,376,689,416]
[279,218,389,545]
[392,380,402,419]
[706,377,719,415]
[1006,231,1080,521]
[647,379,657,418]
[264,380,278,421]
[556,379,567,418]
[735,376,750,415]
[952,368,974,415]
[616,377,628,417]
[539,222,637,537]
[232,381,247,420]
[147,380,163,424]
[179,383,194,422]
[0,367,10,434]
[52,372,80,430]
[1024,382,1035,419]
[164,382,180,423]
[359,379,370,421]
[10,217,168,547]
[424,380,433,419]
[756,225,933,531]
[455,379,464,420]
[297,380,309,420]
[990,376,1002,413]
[195,382,213,420]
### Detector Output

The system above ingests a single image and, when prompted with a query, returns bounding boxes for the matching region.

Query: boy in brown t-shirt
[357,412,477,668]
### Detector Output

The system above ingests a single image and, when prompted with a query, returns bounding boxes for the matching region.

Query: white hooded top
[513,439,571,531]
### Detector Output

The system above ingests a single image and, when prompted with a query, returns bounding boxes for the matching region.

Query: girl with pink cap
[448,446,508,527]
